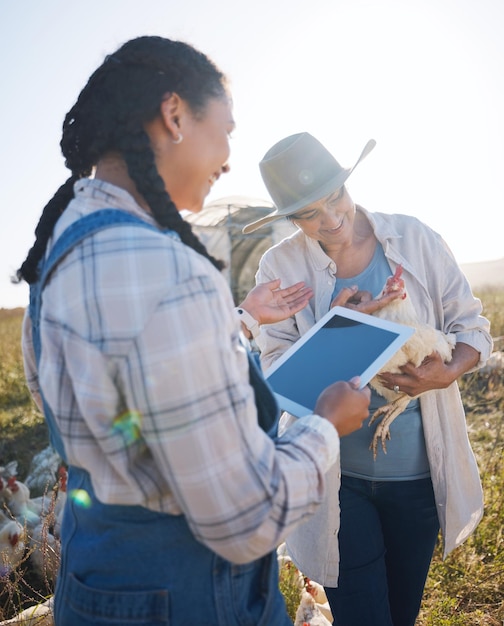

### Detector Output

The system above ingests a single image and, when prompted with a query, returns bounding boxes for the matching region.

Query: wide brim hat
[242,133,376,234]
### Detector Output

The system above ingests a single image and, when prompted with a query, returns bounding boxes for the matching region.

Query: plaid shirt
[22,179,339,564]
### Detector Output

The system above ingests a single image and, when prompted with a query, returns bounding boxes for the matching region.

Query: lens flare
[112,410,143,446]
[69,489,92,508]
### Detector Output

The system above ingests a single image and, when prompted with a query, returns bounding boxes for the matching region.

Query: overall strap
[28,208,279,460]
[40,209,166,292]
[29,209,170,459]
[247,351,280,437]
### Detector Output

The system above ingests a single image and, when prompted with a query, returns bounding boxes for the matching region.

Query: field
[0,289,503,623]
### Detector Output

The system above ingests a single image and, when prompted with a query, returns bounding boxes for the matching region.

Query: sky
[1,0,503,309]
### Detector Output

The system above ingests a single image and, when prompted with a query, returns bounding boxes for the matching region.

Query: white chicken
[28,520,60,582]
[369,264,456,459]
[4,475,43,528]
[293,588,333,626]
[0,461,68,583]
[0,519,26,575]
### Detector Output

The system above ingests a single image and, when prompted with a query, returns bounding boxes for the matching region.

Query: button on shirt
[22,178,340,565]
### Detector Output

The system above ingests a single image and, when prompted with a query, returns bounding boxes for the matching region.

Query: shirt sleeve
[435,237,493,368]
[117,263,340,564]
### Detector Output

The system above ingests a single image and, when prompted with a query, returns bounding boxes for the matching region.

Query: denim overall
[30,210,291,625]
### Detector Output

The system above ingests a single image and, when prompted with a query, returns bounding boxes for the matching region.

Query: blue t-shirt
[332,245,430,480]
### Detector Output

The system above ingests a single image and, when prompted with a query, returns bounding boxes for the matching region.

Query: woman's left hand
[239,279,313,325]
[378,351,451,397]
[379,342,480,397]
[330,285,405,314]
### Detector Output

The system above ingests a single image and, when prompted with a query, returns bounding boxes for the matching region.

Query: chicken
[0,597,53,626]
[277,543,334,626]
[28,520,60,582]
[368,265,456,459]
[25,445,63,496]
[0,464,67,580]
[0,462,18,506]
[0,519,26,576]
[5,475,43,528]
[52,466,68,539]
[293,588,333,626]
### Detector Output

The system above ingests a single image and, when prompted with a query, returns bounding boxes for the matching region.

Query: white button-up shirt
[255,207,492,585]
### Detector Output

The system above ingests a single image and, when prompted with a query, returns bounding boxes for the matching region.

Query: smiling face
[290,185,357,250]
[155,94,234,213]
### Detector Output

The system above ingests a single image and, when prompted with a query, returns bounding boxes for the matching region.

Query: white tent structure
[185,196,296,304]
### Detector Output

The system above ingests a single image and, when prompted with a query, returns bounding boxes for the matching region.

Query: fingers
[283,285,313,302]
[314,380,371,437]
[258,279,312,303]
[261,278,282,291]
[373,289,405,308]
[348,376,361,389]
[276,280,305,296]
[239,280,314,326]
[350,293,398,315]
[330,286,358,308]
[273,281,313,313]
[284,296,312,317]
[330,287,380,312]
[349,290,372,304]
[287,286,314,304]
[330,284,405,314]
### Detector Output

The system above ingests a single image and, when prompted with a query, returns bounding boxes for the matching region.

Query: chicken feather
[369,265,456,459]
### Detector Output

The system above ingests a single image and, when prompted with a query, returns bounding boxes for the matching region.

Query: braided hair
[16,36,227,284]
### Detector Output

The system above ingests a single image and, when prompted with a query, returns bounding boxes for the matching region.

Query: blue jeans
[54,467,292,625]
[324,476,440,626]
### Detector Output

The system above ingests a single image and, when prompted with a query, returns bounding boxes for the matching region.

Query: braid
[16,36,228,284]
[120,128,225,270]
[15,175,81,284]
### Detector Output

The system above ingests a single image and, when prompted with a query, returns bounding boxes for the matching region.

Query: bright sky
[1,0,503,309]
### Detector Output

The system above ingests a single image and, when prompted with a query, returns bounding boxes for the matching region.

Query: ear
[160,93,185,142]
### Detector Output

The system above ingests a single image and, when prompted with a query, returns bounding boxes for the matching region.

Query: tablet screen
[264,306,414,418]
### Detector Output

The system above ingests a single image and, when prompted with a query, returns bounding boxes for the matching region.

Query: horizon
[4,245,502,312]
[2,0,503,308]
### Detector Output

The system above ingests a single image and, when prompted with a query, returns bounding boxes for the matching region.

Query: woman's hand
[378,343,480,397]
[330,285,405,315]
[378,352,449,397]
[239,279,313,326]
[315,377,371,437]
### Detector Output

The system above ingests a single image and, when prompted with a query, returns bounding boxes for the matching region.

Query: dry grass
[1,289,503,623]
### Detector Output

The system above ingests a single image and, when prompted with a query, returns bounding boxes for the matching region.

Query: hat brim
[242,138,376,234]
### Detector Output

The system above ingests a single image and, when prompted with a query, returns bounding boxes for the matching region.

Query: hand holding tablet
[264,306,415,418]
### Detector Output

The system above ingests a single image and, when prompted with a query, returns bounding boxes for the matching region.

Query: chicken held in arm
[369,265,456,458]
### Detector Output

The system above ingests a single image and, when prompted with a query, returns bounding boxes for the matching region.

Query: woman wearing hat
[245,133,492,626]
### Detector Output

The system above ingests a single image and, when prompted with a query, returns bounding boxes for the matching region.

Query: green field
[1,290,503,623]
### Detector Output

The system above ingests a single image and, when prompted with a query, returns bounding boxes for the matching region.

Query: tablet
[264,306,415,418]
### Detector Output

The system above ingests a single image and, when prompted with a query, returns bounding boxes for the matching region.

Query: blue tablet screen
[265,310,411,417]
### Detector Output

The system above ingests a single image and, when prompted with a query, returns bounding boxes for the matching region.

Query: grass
[0,308,50,483]
[1,288,503,623]
[417,374,504,625]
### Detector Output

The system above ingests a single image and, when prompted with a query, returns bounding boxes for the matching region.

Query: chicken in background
[369,265,456,458]
[0,518,25,576]
[293,587,333,626]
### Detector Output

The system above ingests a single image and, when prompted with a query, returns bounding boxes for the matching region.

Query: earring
[172,133,183,145]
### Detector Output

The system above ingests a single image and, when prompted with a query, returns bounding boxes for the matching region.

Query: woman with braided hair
[17,36,370,625]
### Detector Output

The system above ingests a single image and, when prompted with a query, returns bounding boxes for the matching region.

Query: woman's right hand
[314,378,370,437]
[330,285,404,315]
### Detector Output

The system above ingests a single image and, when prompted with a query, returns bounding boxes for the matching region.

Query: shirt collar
[73,178,158,227]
